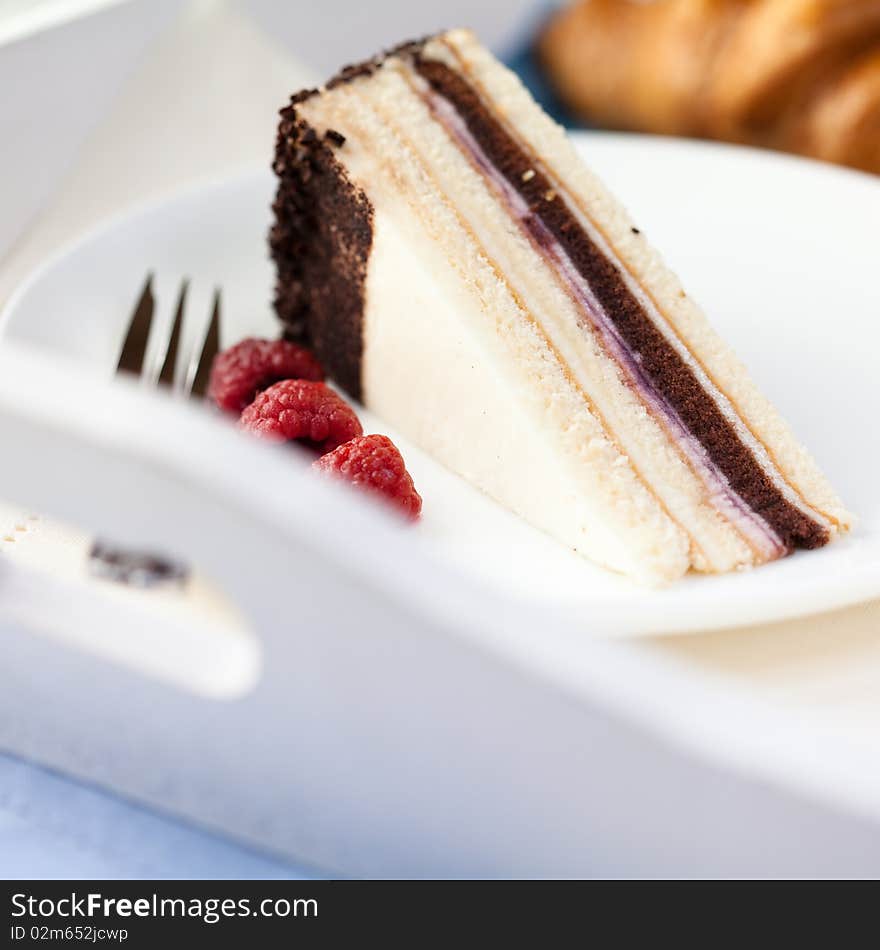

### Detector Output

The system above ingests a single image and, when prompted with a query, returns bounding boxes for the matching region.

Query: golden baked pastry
[538,0,880,174]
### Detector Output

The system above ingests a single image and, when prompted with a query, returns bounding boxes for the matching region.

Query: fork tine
[156,280,188,389]
[186,288,222,399]
[116,274,154,376]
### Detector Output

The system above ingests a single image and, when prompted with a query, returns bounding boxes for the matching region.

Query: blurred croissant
[538,0,880,174]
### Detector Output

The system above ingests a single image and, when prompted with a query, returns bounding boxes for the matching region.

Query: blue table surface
[0,752,321,880]
[1,39,572,882]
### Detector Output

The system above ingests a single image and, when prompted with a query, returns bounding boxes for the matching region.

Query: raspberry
[208,337,324,413]
[240,379,362,453]
[313,434,422,521]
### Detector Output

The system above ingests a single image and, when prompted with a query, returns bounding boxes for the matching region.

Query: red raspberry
[313,434,422,521]
[240,379,362,453]
[208,337,324,413]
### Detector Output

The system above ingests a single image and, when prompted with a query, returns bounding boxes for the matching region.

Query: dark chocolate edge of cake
[270,112,370,399]
[269,38,433,400]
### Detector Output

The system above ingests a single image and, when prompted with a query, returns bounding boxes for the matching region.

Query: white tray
[1,135,879,876]
[5,135,878,637]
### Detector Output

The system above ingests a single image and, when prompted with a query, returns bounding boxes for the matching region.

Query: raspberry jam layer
[413,56,829,556]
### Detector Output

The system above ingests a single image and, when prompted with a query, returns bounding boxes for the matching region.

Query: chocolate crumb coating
[325,128,346,147]
[270,39,430,400]
[270,105,372,398]
[324,38,430,92]
[414,57,829,552]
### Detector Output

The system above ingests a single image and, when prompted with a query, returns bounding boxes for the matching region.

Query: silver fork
[88,274,222,587]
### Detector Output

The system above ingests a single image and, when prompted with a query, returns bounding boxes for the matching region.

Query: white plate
[2,133,878,636]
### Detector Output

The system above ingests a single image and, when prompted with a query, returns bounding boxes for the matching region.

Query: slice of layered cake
[270,29,852,584]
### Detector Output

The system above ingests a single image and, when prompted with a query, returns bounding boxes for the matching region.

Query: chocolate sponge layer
[270,95,373,400]
[413,57,828,553]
